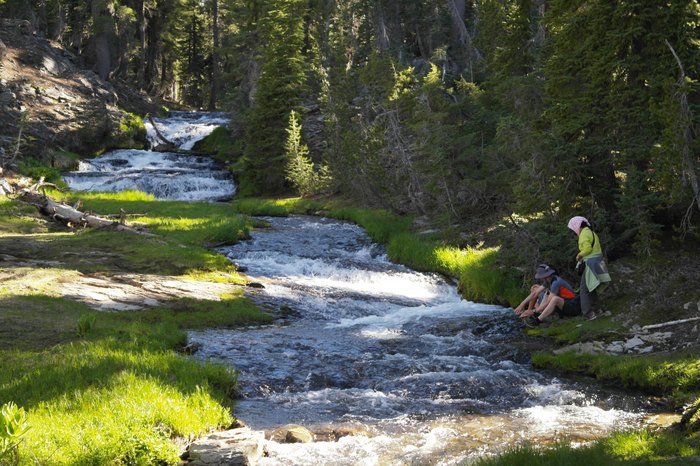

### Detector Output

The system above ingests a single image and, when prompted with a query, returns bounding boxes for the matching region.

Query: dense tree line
[2,0,699,264]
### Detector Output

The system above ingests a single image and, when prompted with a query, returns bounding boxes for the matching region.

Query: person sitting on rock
[514,264,581,327]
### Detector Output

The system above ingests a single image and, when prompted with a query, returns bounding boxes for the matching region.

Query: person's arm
[515,285,545,314]
[576,228,594,261]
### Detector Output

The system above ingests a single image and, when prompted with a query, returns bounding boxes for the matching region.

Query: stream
[63,112,654,465]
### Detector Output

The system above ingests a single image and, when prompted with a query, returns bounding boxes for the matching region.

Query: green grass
[0,196,47,234]
[231,197,524,306]
[0,293,271,465]
[526,315,622,344]
[0,192,273,464]
[474,429,700,465]
[52,190,252,246]
[532,351,700,396]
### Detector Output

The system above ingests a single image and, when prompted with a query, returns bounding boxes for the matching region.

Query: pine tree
[241,0,308,195]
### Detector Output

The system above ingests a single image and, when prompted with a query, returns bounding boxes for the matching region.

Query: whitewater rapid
[63,112,235,201]
[189,216,648,465]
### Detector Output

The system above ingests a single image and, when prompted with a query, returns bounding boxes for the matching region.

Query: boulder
[269,424,315,444]
[187,427,264,466]
[623,336,645,351]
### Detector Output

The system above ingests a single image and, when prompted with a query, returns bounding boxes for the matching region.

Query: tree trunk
[145,14,160,92]
[37,0,48,36]
[91,0,113,81]
[208,0,220,110]
[135,0,147,89]
[375,1,390,52]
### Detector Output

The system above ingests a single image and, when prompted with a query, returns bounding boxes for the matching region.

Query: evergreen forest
[2,2,700,465]
[2,0,699,270]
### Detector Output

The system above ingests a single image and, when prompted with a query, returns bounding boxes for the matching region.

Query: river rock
[606,342,625,354]
[624,336,645,351]
[640,332,672,344]
[186,427,264,466]
[269,424,315,444]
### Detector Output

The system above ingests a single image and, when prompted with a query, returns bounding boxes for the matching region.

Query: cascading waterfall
[63,112,235,201]
[189,216,650,465]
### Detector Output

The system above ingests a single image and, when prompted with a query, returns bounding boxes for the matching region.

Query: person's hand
[575,254,581,261]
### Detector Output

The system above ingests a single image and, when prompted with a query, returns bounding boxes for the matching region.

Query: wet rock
[247,282,265,289]
[638,345,654,354]
[640,332,672,344]
[606,342,624,354]
[182,341,202,355]
[269,424,315,444]
[624,336,645,351]
[186,427,264,466]
[305,372,332,390]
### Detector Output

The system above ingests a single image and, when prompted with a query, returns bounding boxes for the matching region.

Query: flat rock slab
[60,273,235,311]
[187,428,265,466]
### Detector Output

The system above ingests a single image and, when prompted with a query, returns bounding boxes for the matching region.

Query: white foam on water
[145,112,229,149]
[64,113,235,200]
[238,252,455,302]
[333,300,505,330]
[516,404,640,434]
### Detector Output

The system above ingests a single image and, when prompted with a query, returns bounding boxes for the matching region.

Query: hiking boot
[523,316,541,328]
[584,311,597,321]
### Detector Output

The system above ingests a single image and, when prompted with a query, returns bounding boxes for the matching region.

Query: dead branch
[642,316,700,331]
[665,39,700,232]
[147,114,176,148]
[17,187,156,236]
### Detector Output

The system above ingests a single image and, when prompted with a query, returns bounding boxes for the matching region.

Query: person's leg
[526,285,539,311]
[580,272,592,317]
[537,295,564,322]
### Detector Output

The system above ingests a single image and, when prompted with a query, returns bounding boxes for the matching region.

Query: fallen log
[17,188,156,236]
[641,316,700,331]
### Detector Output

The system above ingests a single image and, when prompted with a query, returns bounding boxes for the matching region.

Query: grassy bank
[0,192,272,464]
[232,197,524,306]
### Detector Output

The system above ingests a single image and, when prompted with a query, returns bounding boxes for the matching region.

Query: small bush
[0,402,30,465]
[76,313,96,337]
[18,159,65,186]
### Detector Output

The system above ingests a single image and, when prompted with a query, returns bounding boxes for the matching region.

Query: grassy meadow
[0,192,272,464]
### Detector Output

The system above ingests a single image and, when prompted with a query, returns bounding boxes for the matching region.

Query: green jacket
[578,227,611,292]
[578,227,602,258]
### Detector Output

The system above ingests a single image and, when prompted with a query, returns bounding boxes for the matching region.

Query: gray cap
[535,264,555,279]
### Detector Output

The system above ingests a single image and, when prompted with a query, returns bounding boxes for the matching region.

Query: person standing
[567,216,612,320]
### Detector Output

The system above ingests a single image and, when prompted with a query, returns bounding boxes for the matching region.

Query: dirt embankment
[0,19,160,165]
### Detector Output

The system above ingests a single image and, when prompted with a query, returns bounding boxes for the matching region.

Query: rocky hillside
[0,19,160,169]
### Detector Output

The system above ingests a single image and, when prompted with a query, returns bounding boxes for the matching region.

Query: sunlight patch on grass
[532,351,700,395]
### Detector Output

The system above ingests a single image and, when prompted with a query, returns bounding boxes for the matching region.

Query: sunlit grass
[4,337,235,465]
[50,189,252,247]
[475,429,700,466]
[531,351,700,395]
[0,192,272,463]
[0,293,270,464]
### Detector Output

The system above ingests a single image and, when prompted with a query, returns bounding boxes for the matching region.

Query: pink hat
[567,216,589,234]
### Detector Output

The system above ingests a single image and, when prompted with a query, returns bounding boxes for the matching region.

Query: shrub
[0,402,30,465]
